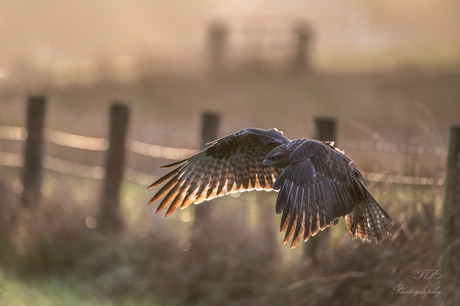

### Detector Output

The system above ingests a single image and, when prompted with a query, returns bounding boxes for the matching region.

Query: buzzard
[148,128,393,248]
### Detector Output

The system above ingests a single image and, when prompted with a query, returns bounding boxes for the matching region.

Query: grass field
[0,270,164,306]
[0,172,449,305]
[0,271,109,306]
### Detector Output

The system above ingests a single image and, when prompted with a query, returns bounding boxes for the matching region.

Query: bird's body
[148,128,393,248]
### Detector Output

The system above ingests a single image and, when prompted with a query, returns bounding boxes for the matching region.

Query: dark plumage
[148,128,394,248]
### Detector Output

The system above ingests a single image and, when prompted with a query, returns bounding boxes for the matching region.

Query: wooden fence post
[98,103,129,233]
[207,21,227,73]
[190,112,220,244]
[304,117,337,265]
[21,96,46,208]
[186,112,220,302]
[257,190,281,266]
[292,22,313,72]
[440,126,460,303]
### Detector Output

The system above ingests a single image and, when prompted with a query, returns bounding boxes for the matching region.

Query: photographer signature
[391,269,442,298]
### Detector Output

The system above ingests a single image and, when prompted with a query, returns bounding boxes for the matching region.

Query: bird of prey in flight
[148,128,393,248]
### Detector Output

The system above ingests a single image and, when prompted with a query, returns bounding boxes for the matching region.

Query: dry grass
[0,176,454,306]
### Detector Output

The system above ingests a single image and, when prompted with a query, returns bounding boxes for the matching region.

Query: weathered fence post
[190,112,220,245]
[98,103,129,232]
[304,117,337,265]
[440,126,460,303]
[257,191,281,266]
[186,112,220,302]
[22,96,46,208]
[292,22,313,72]
[207,21,227,73]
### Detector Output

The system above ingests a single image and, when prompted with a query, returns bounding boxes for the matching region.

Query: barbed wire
[0,125,198,160]
[45,129,108,151]
[1,125,446,158]
[43,156,105,179]
[0,151,156,185]
[128,139,198,160]
[362,171,444,186]
[0,152,23,167]
[340,139,446,156]
[0,126,27,141]
[0,150,444,187]
[0,125,446,186]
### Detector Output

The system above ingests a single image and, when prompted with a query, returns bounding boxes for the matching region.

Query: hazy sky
[1,0,459,77]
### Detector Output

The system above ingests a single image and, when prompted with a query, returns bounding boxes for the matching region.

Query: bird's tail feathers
[346,196,394,243]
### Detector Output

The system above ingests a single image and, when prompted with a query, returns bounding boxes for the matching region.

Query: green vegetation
[0,175,448,305]
[0,271,111,306]
[0,270,163,306]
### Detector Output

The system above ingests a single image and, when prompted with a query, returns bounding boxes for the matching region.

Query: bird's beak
[262,158,268,166]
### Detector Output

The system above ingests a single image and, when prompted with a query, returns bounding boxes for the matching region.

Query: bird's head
[263,145,291,167]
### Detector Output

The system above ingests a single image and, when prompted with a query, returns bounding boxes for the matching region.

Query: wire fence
[0,125,197,185]
[0,125,446,186]
[340,139,446,156]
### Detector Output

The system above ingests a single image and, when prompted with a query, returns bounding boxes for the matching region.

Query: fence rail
[0,124,446,187]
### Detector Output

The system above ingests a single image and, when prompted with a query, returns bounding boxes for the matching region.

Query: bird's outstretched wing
[273,140,390,248]
[149,128,290,216]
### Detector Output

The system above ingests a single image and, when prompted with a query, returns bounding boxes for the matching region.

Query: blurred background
[1,1,460,305]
